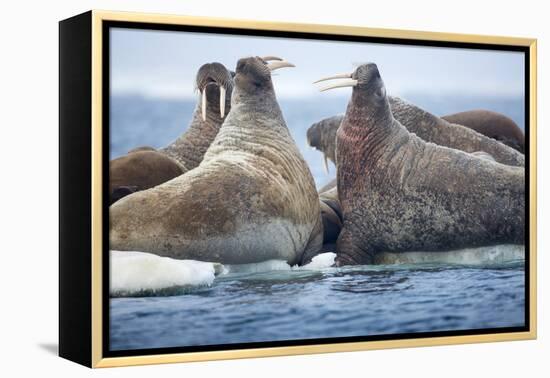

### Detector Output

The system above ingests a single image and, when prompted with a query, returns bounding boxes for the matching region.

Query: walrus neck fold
[337,89,396,167]
[161,89,231,170]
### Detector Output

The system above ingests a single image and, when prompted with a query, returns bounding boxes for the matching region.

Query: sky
[110,27,525,100]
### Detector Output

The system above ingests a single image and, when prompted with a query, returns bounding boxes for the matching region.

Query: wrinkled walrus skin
[308,101,524,246]
[329,63,524,266]
[307,99,525,168]
[442,109,525,153]
[109,63,234,204]
[110,57,323,265]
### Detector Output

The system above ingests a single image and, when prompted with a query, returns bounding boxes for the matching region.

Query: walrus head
[195,62,235,121]
[306,115,343,173]
[315,63,390,124]
[234,56,295,95]
[306,121,329,173]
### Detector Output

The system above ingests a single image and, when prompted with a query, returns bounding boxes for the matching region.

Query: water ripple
[110,262,525,351]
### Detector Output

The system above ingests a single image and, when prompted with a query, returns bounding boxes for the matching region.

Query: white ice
[110,251,220,296]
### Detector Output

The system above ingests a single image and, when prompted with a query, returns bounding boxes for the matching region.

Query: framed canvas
[59,10,537,368]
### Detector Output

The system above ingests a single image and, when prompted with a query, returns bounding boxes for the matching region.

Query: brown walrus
[442,110,525,153]
[306,115,342,173]
[309,115,500,247]
[316,63,524,266]
[306,101,525,170]
[110,56,323,265]
[109,62,234,204]
[318,187,342,243]
[109,150,184,205]
[160,62,234,169]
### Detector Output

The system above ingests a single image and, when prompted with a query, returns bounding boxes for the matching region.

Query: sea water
[109,95,525,351]
[109,247,525,351]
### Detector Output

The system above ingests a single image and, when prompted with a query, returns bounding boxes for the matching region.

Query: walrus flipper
[335,227,374,266]
[299,213,325,266]
[318,186,343,246]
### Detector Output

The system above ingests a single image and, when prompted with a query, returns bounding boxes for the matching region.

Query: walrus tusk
[261,56,283,61]
[220,86,226,118]
[319,79,358,92]
[323,154,329,174]
[323,154,329,173]
[267,60,295,71]
[201,89,207,121]
[313,73,352,84]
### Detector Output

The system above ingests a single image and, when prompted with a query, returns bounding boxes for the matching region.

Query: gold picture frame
[59,9,537,368]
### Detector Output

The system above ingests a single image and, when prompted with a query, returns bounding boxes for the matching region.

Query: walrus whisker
[313,73,352,84]
[266,60,295,71]
[261,55,283,61]
[201,89,207,121]
[318,79,358,92]
[220,86,226,118]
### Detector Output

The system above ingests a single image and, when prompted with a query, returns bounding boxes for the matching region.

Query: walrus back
[389,97,525,167]
[109,150,185,204]
[441,109,525,153]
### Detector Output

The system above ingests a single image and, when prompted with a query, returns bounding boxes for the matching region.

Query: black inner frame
[102,20,531,358]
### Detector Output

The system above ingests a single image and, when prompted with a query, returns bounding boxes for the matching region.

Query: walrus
[442,110,525,153]
[318,186,342,243]
[109,150,184,205]
[109,62,234,204]
[309,115,499,248]
[160,62,234,169]
[306,115,342,173]
[316,63,524,266]
[306,101,525,169]
[110,56,323,266]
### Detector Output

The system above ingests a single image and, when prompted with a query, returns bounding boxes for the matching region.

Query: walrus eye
[236,61,247,72]
[375,86,386,98]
